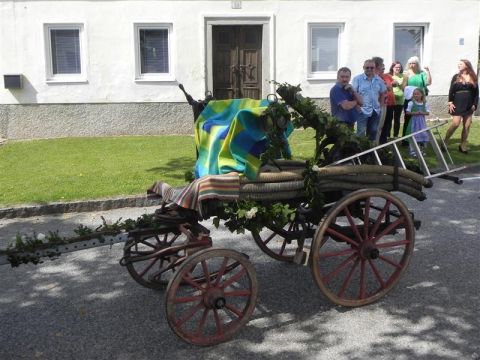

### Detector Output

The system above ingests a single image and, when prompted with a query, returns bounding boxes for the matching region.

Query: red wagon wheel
[311,189,415,307]
[123,230,187,290]
[251,220,309,262]
[165,248,258,346]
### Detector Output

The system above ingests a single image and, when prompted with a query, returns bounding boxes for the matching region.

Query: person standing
[401,56,432,145]
[443,59,479,153]
[406,88,430,157]
[375,59,396,144]
[389,61,406,139]
[352,59,387,141]
[329,67,363,130]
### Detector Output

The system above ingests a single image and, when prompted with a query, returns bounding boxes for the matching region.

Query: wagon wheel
[311,189,415,307]
[166,248,258,346]
[123,230,187,290]
[251,220,310,262]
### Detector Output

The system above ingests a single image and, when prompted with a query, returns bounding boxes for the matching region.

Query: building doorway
[212,25,262,99]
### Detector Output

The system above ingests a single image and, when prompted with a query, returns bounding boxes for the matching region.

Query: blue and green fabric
[194,98,291,180]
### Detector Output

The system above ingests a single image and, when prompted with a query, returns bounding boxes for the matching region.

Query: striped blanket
[195,98,271,180]
[148,173,240,217]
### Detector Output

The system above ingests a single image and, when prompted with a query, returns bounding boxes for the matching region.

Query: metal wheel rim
[311,189,415,307]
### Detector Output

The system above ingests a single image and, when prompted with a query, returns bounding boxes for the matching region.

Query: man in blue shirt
[352,59,387,141]
[330,67,363,129]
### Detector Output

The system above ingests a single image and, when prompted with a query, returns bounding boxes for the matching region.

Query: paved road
[0,169,479,360]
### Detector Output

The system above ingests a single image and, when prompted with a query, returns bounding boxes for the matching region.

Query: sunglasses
[365,66,375,69]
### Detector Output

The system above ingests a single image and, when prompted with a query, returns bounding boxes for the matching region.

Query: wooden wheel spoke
[195,308,210,336]
[224,289,251,297]
[373,217,405,243]
[279,239,287,255]
[323,253,357,283]
[326,226,359,248]
[338,258,360,298]
[359,259,366,299]
[201,260,211,287]
[174,302,204,328]
[264,232,276,245]
[376,239,410,248]
[213,309,224,336]
[220,267,247,289]
[182,273,206,292]
[174,294,203,304]
[363,197,371,240]
[379,255,402,269]
[213,257,229,286]
[319,248,355,259]
[287,221,295,232]
[139,240,157,249]
[224,303,244,318]
[368,259,386,289]
[343,207,364,245]
[138,257,160,278]
[165,233,179,246]
[370,200,391,240]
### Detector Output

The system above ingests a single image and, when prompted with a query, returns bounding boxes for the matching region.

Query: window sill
[135,75,176,83]
[307,72,337,81]
[46,77,88,84]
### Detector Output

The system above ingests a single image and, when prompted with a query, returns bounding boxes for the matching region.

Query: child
[405,88,430,156]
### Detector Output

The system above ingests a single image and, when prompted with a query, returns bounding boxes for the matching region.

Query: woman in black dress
[444,59,479,153]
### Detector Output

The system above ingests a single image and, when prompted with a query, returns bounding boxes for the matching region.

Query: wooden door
[212,25,262,99]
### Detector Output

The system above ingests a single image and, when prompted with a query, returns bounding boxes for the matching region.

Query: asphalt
[0,166,479,359]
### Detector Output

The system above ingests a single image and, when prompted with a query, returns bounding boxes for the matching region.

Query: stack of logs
[239,161,432,202]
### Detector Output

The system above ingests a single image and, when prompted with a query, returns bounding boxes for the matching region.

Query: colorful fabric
[406,101,430,143]
[380,73,396,106]
[194,98,291,180]
[392,74,405,105]
[148,173,240,216]
[407,71,429,94]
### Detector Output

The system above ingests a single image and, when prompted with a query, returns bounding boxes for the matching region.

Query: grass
[0,119,478,206]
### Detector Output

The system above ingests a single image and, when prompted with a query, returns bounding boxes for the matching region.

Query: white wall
[1,0,479,105]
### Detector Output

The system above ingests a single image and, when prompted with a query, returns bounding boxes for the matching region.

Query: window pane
[311,27,339,72]
[140,29,169,73]
[51,29,81,74]
[394,27,423,68]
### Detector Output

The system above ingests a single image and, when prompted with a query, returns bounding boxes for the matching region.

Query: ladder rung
[391,142,406,169]
[426,129,449,171]
[373,150,382,165]
[410,137,431,176]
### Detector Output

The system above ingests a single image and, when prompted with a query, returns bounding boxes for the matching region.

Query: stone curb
[0,194,162,219]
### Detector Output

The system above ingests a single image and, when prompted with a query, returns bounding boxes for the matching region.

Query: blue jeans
[356,111,380,141]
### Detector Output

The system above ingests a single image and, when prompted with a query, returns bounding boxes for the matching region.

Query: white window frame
[134,23,175,82]
[44,23,87,83]
[307,22,343,80]
[393,23,429,68]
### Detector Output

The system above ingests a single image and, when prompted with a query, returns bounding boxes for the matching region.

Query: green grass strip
[0,120,478,206]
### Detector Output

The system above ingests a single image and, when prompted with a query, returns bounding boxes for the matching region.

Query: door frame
[204,16,274,99]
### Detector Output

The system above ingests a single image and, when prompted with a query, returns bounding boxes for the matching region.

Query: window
[394,25,425,68]
[134,24,174,81]
[308,23,342,79]
[44,24,86,82]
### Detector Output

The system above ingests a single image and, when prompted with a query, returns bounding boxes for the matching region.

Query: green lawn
[0,120,478,206]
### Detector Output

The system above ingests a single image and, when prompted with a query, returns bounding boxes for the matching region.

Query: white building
[1,0,479,139]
